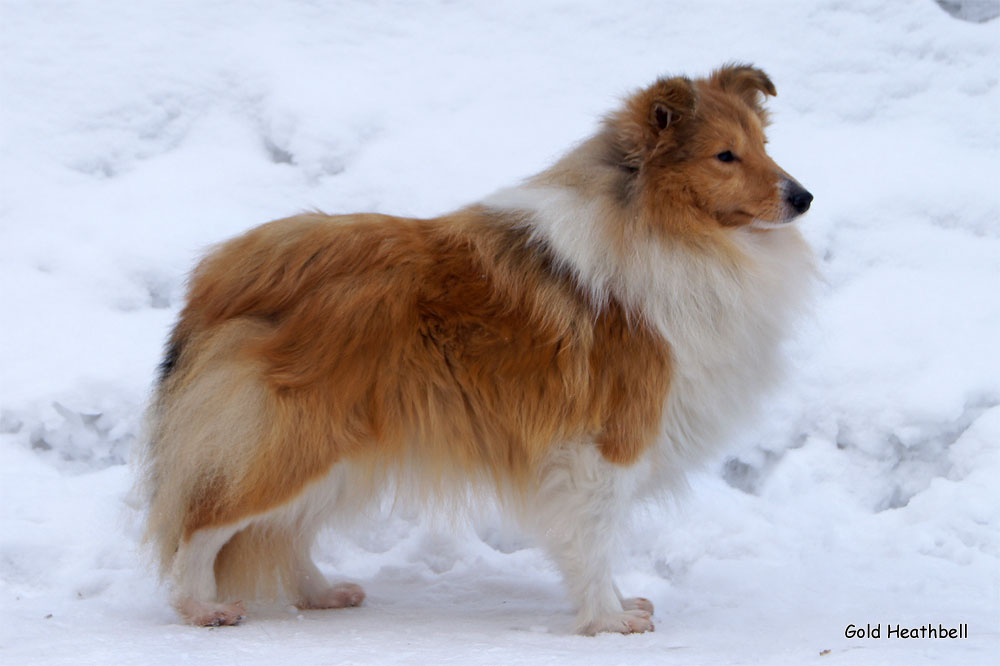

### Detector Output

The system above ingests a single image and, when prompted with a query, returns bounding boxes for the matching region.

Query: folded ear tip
[760,73,777,97]
[710,64,777,103]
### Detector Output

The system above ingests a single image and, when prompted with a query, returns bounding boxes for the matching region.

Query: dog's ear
[610,76,697,169]
[709,64,776,120]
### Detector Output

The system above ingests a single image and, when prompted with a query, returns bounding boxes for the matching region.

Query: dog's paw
[621,596,654,614]
[296,582,366,610]
[580,609,654,635]
[178,600,246,627]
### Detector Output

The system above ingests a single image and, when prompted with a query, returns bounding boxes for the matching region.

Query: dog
[138,64,814,635]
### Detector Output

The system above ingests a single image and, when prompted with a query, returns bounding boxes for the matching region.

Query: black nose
[787,185,813,214]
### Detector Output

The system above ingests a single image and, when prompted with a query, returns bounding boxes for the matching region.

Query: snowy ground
[1,1,998,664]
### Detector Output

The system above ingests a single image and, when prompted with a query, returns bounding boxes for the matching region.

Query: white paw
[580,609,654,635]
[296,582,366,610]
[178,599,246,627]
[621,596,654,614]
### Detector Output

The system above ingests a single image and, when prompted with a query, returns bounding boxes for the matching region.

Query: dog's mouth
[719,209,759,227]
[749,217,794,231]
[747,198,812,230]
[728,209,789,230]
[724,191,813,230]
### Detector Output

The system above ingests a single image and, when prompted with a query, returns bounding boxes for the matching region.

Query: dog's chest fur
[485,184,814,488]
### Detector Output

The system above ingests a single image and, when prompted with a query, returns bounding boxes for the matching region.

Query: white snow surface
[1,1,998,664]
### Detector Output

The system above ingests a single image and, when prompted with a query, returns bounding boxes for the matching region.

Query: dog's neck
[481,173,814,366]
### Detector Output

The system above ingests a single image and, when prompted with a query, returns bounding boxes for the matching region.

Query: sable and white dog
[138,64,814,635]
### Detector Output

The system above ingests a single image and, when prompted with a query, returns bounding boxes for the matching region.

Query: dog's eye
[716,151,737,163]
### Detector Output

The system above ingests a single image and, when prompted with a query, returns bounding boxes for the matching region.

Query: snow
[1,0,998,663]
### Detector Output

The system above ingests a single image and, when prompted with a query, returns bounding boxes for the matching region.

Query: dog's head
[608,64,812,230]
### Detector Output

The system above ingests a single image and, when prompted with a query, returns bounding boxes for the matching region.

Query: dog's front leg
[527,443,653,635]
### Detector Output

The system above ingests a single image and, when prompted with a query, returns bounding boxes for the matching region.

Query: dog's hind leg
[526,443,653,635]
[170,521,249,626]
[271,477,366,611]
[290,520,364,610]
[292,541,365,610]
[615,582,655,614]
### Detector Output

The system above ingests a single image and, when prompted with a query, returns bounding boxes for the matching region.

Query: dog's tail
[136,318,282,581]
